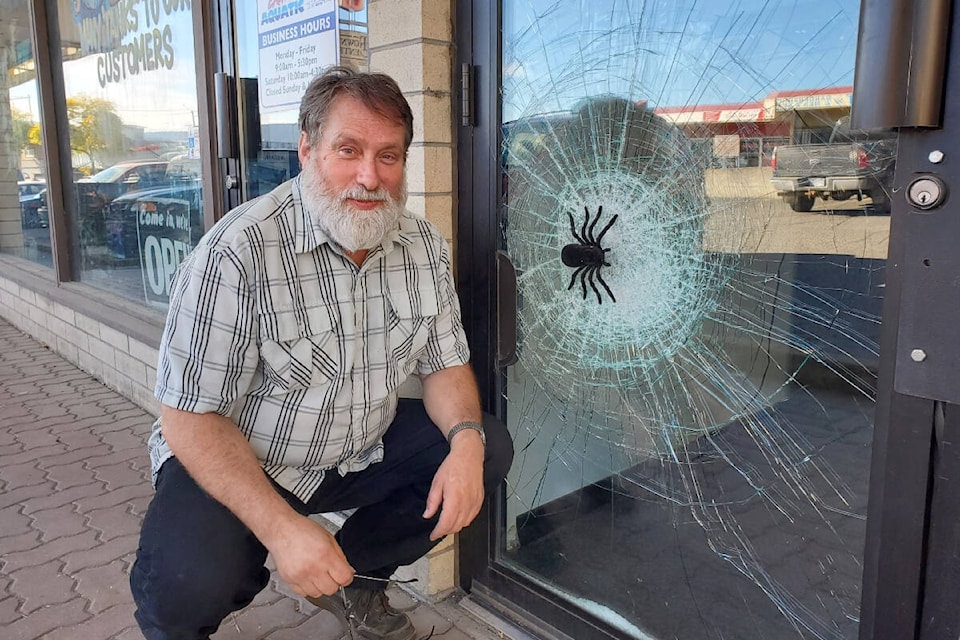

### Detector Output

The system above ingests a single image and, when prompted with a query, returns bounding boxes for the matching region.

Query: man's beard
[299,167,407,252]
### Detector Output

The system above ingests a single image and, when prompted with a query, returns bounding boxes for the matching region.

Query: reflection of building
[655,86,852,167]
[18,145,44,181]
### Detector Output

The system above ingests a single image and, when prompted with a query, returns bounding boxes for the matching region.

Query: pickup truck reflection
[770,116,897,213]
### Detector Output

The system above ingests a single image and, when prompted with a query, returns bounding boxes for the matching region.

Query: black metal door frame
[455,1,960,639]
[856,2,960,638]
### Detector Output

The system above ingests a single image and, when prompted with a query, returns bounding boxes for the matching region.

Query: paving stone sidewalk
[0,318,507,640]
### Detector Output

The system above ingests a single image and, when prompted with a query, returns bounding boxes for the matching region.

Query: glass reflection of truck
[18,181,47,229]
[770,116,897,212]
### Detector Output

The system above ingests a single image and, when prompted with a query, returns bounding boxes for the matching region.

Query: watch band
[446,421,486,447]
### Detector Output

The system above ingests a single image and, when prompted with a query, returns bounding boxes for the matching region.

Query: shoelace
[340,575,435,640]
[230,574,436,639]
[339,585,358,640]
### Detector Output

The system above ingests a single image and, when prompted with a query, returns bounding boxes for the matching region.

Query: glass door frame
[454,2,960,639]
[453,2,624,637]
[206,0,243,218]
[208,0,328,218]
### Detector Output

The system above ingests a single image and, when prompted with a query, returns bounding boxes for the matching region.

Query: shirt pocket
[259,307,339,393]
[386,284,441,366]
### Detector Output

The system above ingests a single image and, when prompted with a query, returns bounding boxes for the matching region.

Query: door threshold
[461,583,576,640]
[458,594,541,640]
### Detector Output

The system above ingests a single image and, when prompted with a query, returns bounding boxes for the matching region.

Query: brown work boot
[306,586,416,640]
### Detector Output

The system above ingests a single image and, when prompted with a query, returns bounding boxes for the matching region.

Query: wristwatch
[446,421,486,448]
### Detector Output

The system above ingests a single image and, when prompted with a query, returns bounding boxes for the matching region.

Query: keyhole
[908,176,946,209]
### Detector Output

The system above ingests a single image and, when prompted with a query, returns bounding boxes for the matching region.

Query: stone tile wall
[369,0,456,242]
[367,0,460,596]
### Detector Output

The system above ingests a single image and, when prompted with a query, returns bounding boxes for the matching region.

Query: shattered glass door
[498,2,894,638]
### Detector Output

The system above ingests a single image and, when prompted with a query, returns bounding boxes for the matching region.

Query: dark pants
[130,399,513,640]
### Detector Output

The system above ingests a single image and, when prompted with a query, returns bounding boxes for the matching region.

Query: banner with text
[258,0,340,112]
[137,198,195,307]
[73,0,192,88]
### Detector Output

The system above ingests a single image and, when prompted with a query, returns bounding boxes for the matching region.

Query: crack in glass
[499,2,892,638]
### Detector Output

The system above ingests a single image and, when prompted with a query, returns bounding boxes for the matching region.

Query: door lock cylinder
[907,175,947,210]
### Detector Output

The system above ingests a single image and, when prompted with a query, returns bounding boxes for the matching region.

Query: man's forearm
[159,405,299,548]
[420,364,482,436]
[419,363,486,539]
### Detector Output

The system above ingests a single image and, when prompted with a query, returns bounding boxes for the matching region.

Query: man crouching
[129,66,513,640]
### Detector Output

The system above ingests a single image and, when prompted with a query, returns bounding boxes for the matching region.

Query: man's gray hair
[299,66,414,150]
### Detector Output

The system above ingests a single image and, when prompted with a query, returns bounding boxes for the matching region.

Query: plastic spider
[561,205,618,304]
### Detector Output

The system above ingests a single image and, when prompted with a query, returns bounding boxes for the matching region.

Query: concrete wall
[367,0,460,597]
[369,0,456,243]
[0,276,161,415]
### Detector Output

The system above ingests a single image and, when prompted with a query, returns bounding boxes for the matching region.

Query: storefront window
[1,3,54,268]
[58,0,202,310]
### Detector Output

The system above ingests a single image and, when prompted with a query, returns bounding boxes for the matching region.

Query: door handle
[497,251,519,368]
[214,72,238,159]
[851,0,950,129]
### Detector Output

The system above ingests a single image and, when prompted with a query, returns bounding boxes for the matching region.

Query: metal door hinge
[461,63,475,127]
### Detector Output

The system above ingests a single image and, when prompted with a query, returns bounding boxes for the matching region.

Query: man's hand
[160,406,354,598]
[423,430,485,540]
[265,513,356,597]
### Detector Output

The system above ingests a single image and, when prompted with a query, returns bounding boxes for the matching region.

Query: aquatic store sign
[258,0,339,111]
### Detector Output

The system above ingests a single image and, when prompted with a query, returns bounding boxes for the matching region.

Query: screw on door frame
[929,150,945,164]
[910,349,927,362]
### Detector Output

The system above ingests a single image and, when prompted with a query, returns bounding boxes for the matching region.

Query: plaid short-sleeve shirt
[149,177,470,501]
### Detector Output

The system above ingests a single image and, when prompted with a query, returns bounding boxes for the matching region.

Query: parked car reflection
[103,158,202,304]
[76,161,169,250]
[18,181,47,229]
[105,177,203,267]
